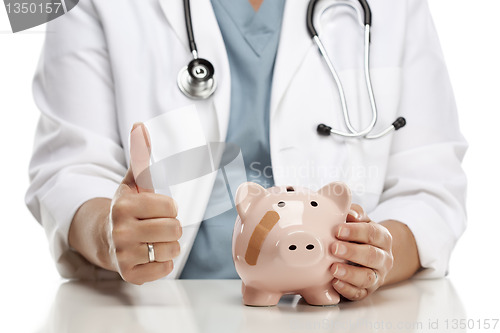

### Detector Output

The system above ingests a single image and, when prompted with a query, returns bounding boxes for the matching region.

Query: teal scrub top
[180,0,286,279]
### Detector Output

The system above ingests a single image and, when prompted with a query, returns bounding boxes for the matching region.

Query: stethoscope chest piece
[177,58,217,100]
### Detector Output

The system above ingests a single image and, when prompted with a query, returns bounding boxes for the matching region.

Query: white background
[1,1,499,331]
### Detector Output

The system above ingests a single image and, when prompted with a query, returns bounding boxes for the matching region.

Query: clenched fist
[69,123,182,284]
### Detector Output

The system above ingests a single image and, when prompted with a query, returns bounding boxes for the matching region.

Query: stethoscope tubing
[310,0,376,137]
[183,0,198,59]
[312,25,377,138]
[307,0,371,38]
[179,0,405,139]
[308,0,405,139]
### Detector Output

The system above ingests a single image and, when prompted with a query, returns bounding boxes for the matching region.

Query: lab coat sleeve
[25,1,124,280]
[368,0,467,278]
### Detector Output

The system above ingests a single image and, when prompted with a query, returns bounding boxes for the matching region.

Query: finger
[136,218,182,243]
[129,122,154,193]
[332,278,368,301]
[142,242,181,263]
[124,241,181,266]
[135,193,178,218]
[114,192,178,219]
[123,261,174,285]
[332,241,386,270]
[335,222,391,250]
[347,203,370,222]
[331,263,378,289]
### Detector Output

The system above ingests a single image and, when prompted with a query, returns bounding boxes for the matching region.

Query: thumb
[125,122,154,193]
[347,203,371,223]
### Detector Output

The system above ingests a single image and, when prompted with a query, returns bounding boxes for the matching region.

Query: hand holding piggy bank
[232,181,352,306]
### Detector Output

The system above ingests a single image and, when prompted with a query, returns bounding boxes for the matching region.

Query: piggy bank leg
[242,283,282,306]
[300,284,340,306]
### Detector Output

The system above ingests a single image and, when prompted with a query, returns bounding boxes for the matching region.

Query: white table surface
[1,2,500,332]
[15,278,487,333]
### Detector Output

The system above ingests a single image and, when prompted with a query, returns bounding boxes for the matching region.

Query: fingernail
[334,266,346,277]
[334,279,344,288]
[338,226,350,238]
[349,209,359,219]
[335,243,347,256]
[131,122,141,131]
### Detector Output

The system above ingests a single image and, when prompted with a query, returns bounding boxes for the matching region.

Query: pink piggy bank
[232,181,352,306]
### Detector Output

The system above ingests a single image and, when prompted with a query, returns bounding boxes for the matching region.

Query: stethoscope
[177,0,406,140]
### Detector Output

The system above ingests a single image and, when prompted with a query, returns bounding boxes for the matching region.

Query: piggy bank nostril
[306,244,314,250]
[289,245,297,251]
[310,201,318,207]
[278,201,286,207]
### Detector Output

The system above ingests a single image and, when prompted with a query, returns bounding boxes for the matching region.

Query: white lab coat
[26,0,467,280]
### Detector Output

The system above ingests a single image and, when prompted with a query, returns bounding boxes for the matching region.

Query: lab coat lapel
[270,0,313,119]
[157,0,185,51]
[158,0,231,143]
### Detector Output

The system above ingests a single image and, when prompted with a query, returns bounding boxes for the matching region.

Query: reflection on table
[37,278,465,333]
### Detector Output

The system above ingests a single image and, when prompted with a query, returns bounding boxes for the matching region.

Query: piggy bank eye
[289,245,297,250]
[310,201,318,207]
[278,201,286,207]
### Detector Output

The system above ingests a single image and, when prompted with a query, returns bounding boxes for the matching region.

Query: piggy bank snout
[278,231,324,267]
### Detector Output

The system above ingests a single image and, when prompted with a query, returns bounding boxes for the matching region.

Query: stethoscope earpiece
[317,116,406,139]
[177,58,217,100]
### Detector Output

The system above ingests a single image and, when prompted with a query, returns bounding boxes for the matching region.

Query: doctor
[26,0,467,302]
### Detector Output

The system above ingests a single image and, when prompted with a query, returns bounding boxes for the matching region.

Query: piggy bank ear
[235,182,268,220]
[317,182,351,213]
